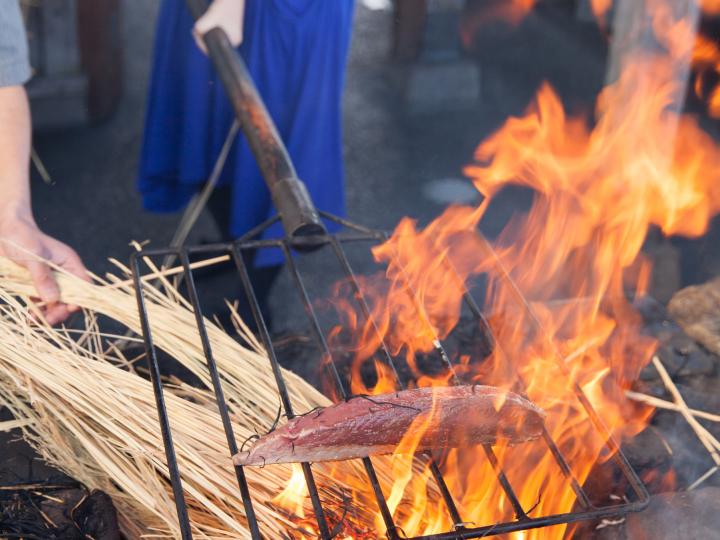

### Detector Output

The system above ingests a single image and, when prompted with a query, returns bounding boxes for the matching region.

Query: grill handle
[186,0,326,238]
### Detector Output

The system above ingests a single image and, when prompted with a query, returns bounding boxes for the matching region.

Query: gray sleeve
[0,1,31,86]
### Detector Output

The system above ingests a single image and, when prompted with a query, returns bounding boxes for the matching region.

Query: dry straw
[626,356,720,492]
[0,255,379,538]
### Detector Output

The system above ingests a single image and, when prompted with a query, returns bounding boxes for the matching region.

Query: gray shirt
[0,1,31,86]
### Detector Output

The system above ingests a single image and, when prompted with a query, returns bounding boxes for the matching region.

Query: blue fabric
[138,0,354,264]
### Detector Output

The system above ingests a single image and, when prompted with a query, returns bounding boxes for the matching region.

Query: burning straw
[0,256,377,538]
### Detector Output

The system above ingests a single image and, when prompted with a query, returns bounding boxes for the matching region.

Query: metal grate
[131,211,649,540]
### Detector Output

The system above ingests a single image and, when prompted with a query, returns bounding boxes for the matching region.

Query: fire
[703,0,720,15]
[275,1,720,538]
[273,464,308,519]
[588,0,720,119]
[460,0,537,48]
[590,0,612,23]
[503,0,537,23]
[691,33,720,118]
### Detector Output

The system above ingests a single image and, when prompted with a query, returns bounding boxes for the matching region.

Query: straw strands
[0,255,376,538]
[0,254,328,426]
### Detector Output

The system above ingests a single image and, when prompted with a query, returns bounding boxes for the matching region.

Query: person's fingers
[192,26,208,54]
[43,303,71,326]
[56,244,91,283]
[193,9,217,54]
[193,12,210,34]
[25,260,60,305]
[43,242,89,313]
[26,299,45,324]
[193,0,244,50]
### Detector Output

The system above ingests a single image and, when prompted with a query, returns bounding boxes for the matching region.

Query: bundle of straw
[0,255,328,427]
[0,256,376,538]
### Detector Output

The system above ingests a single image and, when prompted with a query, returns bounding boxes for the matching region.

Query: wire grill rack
[131,212,649,540]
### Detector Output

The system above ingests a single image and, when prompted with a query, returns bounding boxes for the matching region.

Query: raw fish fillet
[233,385,545,466]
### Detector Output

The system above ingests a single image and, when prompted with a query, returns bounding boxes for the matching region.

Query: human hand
[193,0,246,53]
[0,209,89,325]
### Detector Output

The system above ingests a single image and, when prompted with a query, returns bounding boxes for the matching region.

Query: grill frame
[131,211,650,540]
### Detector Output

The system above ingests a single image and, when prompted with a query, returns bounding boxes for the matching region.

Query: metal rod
[318,210,387,237]
[541,429,593,509]
[460,290,495,354]
[231,246,296,417]
[130,223,650,538]
[327,237,402,385]
[230,245,332,539]
[379,233,461,385]
[459,292,592,509]
[460,292,592,512]
[179,250,261,538]
[363,458,402,540]
[482,444,528,520]
[328,237,464,527]
[162,120,240,271]
[475,233,650,504]
[186,0,325,238]
[398,499,649,540]
[280,241,400,538]
[374,238,526,527]
[130,253,193,540]
[573,385,649,501]
[235,215,282,244]
[280,242,347,400]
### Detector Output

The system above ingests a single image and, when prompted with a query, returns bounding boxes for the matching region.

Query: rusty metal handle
[185,0,326,238]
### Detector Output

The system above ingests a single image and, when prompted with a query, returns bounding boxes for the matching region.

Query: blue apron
[138,0,354,265]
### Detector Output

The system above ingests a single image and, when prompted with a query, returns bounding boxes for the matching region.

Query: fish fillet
[233,385,545,466]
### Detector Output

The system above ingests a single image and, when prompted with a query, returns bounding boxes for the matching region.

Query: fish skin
[233,386,545,467]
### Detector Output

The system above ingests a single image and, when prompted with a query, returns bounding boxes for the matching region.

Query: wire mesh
[131,213,649,539]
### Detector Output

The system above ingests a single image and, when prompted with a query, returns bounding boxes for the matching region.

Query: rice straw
[0,255,327,433]
[0,256,379,538]
[650,355,720,490]
[625,390,720,423]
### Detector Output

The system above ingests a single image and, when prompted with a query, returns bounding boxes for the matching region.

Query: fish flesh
[234,386,545,466]
[233,385,545,466]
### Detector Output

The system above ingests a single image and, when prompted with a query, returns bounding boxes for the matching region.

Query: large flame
[702,0,720,15]
[588,0,720,119]
[273,1,720,538]
[692,33,720,118]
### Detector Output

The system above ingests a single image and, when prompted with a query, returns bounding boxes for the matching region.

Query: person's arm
[0,85,31,217]
[0,86,88,325]
[0,2,88,325]
[192,0,246,52]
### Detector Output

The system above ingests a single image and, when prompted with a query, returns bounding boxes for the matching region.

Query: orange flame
[460,0,537,48]
[590,0,613,26]
[593,0,720,119]
[278,1,720,538]
[503,0,537,23]
[273,463,309,519]
[702,0,720,15]
[691,33,720,118]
